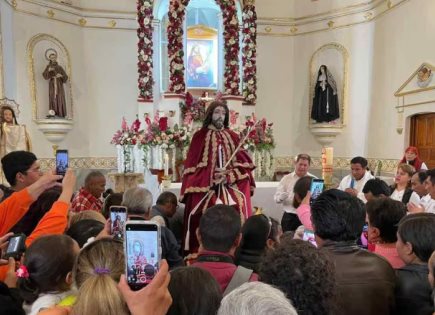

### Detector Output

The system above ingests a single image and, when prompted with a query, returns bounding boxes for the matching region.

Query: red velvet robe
[180,126,256,254]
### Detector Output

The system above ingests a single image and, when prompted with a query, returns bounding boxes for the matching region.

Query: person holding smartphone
[274,154,316,232]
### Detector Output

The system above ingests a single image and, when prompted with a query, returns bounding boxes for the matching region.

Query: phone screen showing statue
[310,180,324,205]
[126,225,159,289]
[56,151,68,175]
[110,208,127,239]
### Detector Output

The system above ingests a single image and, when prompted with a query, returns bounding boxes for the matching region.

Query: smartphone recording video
[110,206,127,240]
[55,150,68,176]
[124,221,161,290]
[310,179,325,205]
[3,234,26,260]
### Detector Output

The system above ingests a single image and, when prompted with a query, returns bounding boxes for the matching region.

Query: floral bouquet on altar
[111,117,142,173]
[111,117,141,146]
[236,115,275,180]
[239,115,275,152]
[141,114,190,149]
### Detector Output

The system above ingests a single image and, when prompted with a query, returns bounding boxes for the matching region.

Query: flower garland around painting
[137,0,155,101]
[217,0,240,95]
[242,3,257,105]
[167,0,240,95]
[167,0,189,93]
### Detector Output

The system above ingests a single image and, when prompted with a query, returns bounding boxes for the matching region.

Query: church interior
[0,1,435,314]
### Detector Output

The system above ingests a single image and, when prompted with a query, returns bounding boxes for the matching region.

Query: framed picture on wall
[186,39,218,89]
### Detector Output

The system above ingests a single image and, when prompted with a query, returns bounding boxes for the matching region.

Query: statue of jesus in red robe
[180,101,256,254]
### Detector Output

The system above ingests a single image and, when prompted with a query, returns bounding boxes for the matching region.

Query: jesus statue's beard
[212,119,224,129]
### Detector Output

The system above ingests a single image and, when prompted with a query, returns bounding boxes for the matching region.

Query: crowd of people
[0,148,434,315]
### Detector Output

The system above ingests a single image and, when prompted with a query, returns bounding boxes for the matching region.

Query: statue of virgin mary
[311,65,340,123]
[0,105,31,157]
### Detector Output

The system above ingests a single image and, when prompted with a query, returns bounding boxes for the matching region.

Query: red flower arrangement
[137,0,155,101]
[242,3,257,105]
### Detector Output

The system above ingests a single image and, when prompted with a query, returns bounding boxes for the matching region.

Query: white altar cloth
[163,181,283,221]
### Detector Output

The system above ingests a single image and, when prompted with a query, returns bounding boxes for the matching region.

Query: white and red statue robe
[180,126,256,253]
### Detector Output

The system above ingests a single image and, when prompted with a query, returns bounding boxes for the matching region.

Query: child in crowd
[396,213,435,315]
[17,235,80,315]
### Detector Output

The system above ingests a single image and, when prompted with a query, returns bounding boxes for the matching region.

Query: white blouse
[390,188,420,205]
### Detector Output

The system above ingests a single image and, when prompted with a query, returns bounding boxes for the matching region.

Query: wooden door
[410,113,435,169]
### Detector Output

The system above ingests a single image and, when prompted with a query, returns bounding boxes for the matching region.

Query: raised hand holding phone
[124,221,161,291]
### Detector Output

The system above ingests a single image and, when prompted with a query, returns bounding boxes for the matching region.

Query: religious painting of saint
[42,48,69,118]
[186,39,217,89]
[311,65,340,123]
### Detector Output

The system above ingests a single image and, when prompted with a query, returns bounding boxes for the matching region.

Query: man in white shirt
[338,156,374,203]
[408,168,435,214]
[274,153,316,232]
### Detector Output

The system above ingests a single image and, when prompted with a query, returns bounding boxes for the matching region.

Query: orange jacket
[0,191,69,281]
[0,189,34,236]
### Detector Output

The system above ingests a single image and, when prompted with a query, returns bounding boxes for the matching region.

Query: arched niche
[309,42,349,127]
[308,42,349,145]
[27,34,73,121]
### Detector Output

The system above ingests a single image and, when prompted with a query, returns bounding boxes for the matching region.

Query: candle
[164,153,169,177]
[218,144,223,169]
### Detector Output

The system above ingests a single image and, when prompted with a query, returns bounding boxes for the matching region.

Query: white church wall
[256,22,375,159]
[5,11,138,159]
[2,0,434,167]
[367,0,435,160]
[9,11,88,158]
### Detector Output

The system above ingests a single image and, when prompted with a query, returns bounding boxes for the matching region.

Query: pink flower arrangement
[111,117,141,146]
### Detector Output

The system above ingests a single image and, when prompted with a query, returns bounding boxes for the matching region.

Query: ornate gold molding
[27,33,73,120]
[39,157,117,170]
[4,0,410,33]
[309,43,349,127]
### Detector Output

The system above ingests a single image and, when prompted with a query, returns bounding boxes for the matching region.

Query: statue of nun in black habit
[311,65,340,123]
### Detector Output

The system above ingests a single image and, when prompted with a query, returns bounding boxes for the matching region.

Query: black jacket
[395,264,434,315]
[0,282,24,315]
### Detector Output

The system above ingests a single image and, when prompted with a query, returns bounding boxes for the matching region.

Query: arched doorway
[410,113,435,168]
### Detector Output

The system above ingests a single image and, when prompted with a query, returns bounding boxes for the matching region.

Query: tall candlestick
[164,153,169,177]
[218,144,223,169]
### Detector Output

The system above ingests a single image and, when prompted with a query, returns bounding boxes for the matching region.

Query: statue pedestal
[108,172,144,193]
